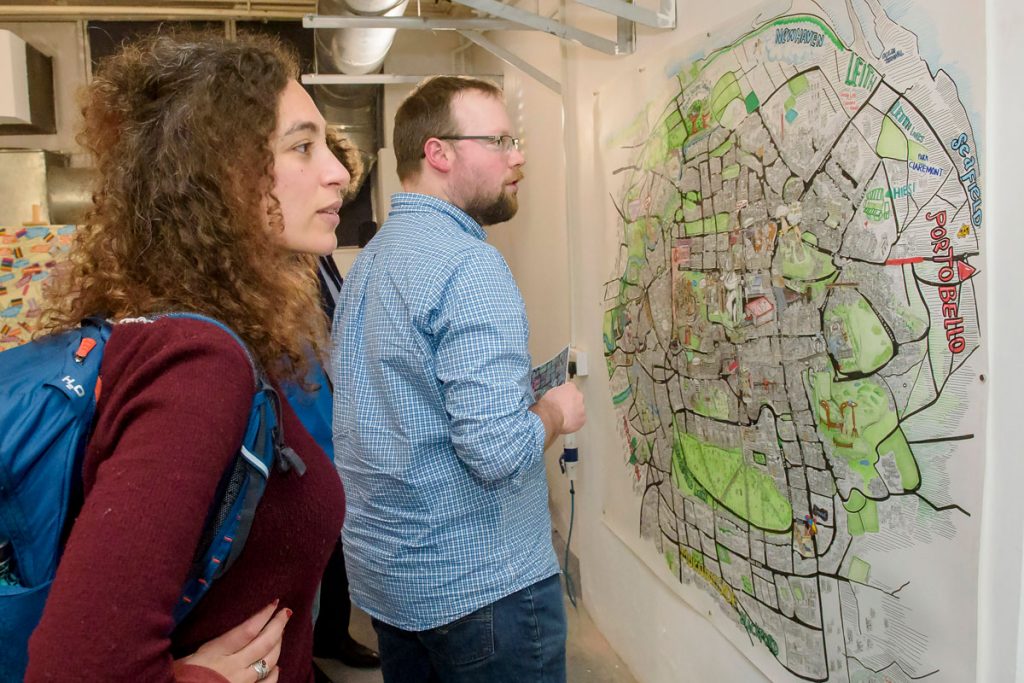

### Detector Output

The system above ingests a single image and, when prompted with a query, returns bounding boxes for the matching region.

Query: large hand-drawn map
[600,1,984,680]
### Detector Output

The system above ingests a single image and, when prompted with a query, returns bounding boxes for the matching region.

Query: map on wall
[599,0,984,680]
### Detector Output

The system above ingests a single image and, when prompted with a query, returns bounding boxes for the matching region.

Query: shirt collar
[389,192,488,242]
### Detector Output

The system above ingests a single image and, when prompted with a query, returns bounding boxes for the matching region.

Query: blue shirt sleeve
[428,246,546,483]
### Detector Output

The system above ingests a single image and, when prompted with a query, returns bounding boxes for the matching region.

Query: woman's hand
[175,600,293,682]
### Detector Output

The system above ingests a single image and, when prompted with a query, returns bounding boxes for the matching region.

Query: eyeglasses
[436,135,521,153]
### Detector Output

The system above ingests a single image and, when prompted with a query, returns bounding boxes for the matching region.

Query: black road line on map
[906,434,974,444]
[848,655,939,680]
[742,581,825,630]
[800,75,886,201]
[905,269,941,393]
[610,192,630,223]
[914,491,969,517]
[899,334,978,423]
[851,575,910,600]
[902,355,930,418]
[645,459,670,480]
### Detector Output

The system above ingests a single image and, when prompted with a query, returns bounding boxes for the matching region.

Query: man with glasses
[331,76,586,682]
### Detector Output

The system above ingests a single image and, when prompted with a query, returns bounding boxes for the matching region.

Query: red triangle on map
[957,260,977,281]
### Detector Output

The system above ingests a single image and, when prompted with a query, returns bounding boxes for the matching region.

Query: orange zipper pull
[74,338,97,363]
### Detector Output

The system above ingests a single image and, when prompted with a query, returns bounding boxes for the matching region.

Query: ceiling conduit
[314,0,410,193]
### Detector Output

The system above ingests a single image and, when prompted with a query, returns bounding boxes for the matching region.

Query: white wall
[979,1,1024,681]
[477,0,1024,681]
[375,31,471,219]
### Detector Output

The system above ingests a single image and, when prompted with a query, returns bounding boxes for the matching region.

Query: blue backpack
[0,313,300,681]
[281,360,334,461]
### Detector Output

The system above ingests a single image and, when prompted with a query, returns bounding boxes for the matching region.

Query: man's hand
[531,382,586,450]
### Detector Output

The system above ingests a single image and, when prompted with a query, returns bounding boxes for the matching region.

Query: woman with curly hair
[26,31,349,683]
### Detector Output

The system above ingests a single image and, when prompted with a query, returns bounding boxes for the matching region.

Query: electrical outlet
[568,347,588,377]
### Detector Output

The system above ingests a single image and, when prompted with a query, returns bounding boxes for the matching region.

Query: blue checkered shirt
[331,193,559,631]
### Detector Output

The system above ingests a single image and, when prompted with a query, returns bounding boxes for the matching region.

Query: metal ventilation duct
[314,0,410,194]
[315,0,410,75]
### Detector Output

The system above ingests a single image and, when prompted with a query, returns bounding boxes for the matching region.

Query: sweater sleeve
[26,319,254,682]
[173,662,231,683]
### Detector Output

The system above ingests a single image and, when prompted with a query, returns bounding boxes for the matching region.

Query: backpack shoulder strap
[158,313,258,384]
[157,313,304,626]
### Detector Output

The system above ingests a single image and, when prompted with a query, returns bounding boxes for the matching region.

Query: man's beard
[463,188,519,226]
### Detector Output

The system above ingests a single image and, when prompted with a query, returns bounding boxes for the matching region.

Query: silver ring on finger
[251,658,271,681]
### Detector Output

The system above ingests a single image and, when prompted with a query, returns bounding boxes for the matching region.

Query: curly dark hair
[40,30,327,381]
[327,128,364,201]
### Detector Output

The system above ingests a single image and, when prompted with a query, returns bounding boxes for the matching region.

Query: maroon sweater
[26,318,345,682]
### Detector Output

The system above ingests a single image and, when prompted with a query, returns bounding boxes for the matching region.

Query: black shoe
[315,636,381,669]
[338,638,381,669]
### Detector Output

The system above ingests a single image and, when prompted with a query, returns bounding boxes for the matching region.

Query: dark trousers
[372,574,567,683]
[313,538,351,652]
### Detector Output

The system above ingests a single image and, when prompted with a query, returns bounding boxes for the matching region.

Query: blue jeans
[372,574,567,683]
